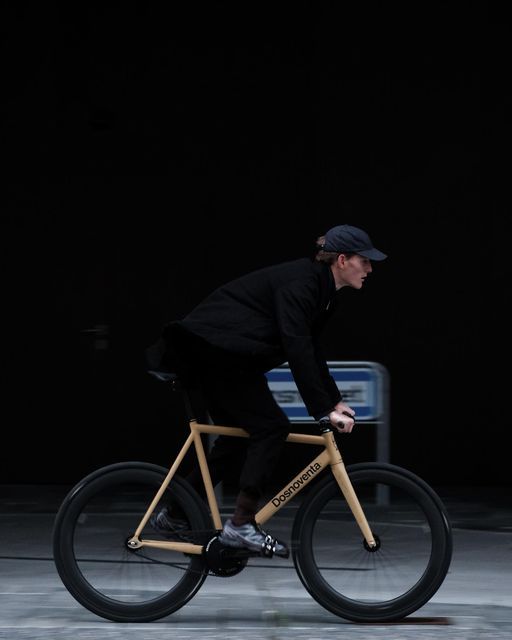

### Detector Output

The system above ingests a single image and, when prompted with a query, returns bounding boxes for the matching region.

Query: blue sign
[265,362,383,422]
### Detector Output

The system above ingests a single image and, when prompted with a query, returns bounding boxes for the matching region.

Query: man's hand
[329,402,356,433]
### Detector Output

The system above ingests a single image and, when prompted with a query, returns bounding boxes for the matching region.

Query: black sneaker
[149,506,189,539]
[218,519,289,558]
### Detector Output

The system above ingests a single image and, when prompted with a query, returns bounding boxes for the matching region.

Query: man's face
[338,254,373,289]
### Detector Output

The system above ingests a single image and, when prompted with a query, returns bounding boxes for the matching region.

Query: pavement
[1,483,512,639]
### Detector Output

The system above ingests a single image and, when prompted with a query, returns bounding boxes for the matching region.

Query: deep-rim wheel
[53,462,212,622]
[292,463,452,622]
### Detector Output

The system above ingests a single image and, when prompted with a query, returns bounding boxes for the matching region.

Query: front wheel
[53,462,212,622]
[292,463,452,622]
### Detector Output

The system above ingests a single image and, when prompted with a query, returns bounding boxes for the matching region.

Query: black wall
[2,3,509,487]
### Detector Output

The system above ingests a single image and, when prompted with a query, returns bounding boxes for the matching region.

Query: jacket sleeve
[274,279,341,420]
[312,334,343,406]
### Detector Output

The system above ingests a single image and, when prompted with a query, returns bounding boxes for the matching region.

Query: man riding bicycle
[148,224,387,557]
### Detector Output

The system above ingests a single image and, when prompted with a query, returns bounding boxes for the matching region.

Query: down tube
[256,451,330,525]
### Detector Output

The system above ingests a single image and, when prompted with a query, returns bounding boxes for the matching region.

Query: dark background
[2,3,509,489]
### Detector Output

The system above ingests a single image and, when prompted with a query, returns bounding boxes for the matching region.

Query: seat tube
[322,430,377,548]
[191,423,222,530]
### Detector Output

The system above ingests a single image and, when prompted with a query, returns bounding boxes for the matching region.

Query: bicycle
[53,370,452,623]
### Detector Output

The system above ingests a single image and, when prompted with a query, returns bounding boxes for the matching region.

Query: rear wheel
[292,463,452,622]
[53,462,212,622]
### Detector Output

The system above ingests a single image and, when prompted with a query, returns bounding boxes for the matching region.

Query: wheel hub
[125,535,142,551]
[363,533,381,552]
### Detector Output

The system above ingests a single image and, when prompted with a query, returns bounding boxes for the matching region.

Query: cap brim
[357,248,387,261]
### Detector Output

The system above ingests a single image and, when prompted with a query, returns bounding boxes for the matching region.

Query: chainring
[204,535,249,577]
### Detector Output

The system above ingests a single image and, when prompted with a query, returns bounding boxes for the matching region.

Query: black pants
[170,330,290,499]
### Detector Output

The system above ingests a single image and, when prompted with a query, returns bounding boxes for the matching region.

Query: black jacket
[167,258,343,420]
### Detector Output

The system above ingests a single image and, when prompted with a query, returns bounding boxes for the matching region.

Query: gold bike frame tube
[323,430,376,547]
[140,539,203,555]
[191,422,326,447]
[190,422,223,530]
[256,450,330,524]
[132,431,195,540]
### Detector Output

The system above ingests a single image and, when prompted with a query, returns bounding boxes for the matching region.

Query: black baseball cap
[322,224,387,261]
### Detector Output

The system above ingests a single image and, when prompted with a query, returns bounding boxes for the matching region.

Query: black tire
[292,463,452,622]
[53,462,212,622]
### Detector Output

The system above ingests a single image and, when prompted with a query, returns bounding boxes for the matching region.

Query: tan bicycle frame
[127,419,376,554]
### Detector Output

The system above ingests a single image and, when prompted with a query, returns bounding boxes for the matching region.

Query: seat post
[171,377,196,421]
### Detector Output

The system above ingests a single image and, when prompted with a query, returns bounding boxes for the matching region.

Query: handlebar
[318,412,356,433]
